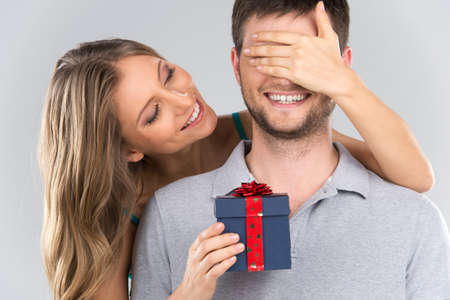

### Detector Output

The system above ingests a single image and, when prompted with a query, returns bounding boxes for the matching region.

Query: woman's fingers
[252,31,301,45]
[198,242,245,274]
[255,65,292,80]
[249,57,291,69]
[190,222,224,253]
[244,45,292,57]
[315,1,337,41]
[206,256,237,280]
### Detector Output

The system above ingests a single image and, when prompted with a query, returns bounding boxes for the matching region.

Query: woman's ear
[127,149,144,163]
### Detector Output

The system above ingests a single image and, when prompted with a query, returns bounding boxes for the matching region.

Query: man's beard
[240,81,335,141]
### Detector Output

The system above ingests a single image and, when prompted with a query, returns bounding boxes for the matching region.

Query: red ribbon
[232,181,272,272]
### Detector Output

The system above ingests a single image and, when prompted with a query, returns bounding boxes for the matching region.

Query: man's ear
[342,46,353,68]
[231,47,241,86]
[126,148,144,163]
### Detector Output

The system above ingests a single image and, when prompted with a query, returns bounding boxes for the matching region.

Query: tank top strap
[232,112,249,140]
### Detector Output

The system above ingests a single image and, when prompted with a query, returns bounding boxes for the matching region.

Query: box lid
[215,194,289,218]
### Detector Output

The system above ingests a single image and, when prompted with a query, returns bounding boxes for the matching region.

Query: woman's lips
[181,98,204,131]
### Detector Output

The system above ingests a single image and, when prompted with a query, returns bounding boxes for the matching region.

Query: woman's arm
[242,5,435,194]
[332,87,434,193]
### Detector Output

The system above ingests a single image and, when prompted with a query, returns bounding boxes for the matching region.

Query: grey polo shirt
[132,141,450,299]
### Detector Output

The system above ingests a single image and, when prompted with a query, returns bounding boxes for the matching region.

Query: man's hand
[170,222,244,300]
[243,1,360,101]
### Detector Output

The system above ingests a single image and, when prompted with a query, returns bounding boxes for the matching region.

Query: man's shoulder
[153,168,218,207]
[335,142,432,216]
[365,170,437,219]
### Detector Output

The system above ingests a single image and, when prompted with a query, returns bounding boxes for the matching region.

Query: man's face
[232,11,335,140]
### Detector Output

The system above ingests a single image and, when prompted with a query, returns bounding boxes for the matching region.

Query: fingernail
[249,59,255,64]
[256,66,262,70]
[320,1,325,11]
[235,243,244,250]
[216,222,223,230]
[229,256,237,262]
[231,234,239,241]
[243,48,250,54]
[252,33,258,39]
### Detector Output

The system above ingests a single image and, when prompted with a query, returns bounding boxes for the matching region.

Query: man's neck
[245,121,339,215]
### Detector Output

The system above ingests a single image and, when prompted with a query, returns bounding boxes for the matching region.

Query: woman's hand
[243,1,434,192]
[170,222,245,300]
[243,1,359,101]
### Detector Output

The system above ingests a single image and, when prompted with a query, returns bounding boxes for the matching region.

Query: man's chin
[250,107,333,141]
[254,118,309,140]
[260,126,310,140]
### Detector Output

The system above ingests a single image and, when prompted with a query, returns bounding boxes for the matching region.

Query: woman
[39,39,433,300]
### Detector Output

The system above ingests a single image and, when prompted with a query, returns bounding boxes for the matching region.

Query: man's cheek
[241,66,266,84]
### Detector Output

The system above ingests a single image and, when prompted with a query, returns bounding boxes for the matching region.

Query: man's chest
[165,196,411,299]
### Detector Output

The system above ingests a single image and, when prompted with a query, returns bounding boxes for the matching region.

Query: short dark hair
[232,0,350,55]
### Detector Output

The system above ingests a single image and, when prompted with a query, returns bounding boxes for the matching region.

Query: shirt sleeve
[131,196,172,300]
[406,195,450,299]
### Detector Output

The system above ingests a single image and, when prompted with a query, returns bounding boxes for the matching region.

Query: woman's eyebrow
[157,59,162,82]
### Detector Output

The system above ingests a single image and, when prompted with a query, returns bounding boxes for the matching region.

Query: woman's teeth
[183,102,200,129]
[268,94,308,104]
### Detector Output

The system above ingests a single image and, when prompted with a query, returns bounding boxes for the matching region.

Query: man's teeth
[268,94,308,104]
[184,102,200,128]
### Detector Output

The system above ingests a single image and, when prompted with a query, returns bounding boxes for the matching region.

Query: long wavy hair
[38,39,162,300]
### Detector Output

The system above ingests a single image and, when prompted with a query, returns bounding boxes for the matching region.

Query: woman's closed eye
[165,66,175,85]
[146,104,159,125]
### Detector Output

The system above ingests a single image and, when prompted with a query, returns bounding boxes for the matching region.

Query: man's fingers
[206,256,237,280]
[252,31,301,45]
[190,222,224,252]
[315,1,336,40]
[193,232,240,261]
[199,243,245,274]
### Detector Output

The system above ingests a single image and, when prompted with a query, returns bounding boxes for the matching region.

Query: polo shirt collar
[211,140,369,200]
[212,140,253,198]
[330,142,370,199]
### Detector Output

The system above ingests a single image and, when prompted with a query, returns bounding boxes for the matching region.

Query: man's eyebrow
[136,60,161,126]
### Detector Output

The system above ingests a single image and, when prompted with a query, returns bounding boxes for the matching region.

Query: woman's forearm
[333,81,434,193]
[332,129,384,176]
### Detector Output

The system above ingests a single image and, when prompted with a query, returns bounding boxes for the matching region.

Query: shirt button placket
[290,211,308,259]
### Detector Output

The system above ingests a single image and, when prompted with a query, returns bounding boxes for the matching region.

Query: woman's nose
[169,89,196,115]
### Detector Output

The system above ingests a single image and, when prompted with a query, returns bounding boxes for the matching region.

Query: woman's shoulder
[215,110,252,141]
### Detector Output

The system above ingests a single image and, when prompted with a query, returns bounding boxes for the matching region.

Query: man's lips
[264,91,312,107]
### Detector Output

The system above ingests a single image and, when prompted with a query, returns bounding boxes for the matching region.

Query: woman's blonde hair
[38,39,162,300]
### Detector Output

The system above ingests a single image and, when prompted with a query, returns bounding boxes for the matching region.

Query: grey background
[1,1,449,299]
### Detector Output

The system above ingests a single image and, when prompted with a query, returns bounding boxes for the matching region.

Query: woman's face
[114,55,217,161]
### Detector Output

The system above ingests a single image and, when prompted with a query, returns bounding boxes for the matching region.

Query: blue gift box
[214,193,291,272]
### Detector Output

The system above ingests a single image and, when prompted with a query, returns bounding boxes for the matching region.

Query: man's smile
[264,91,312,108]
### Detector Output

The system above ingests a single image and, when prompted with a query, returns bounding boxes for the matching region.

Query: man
[132,0,450,299]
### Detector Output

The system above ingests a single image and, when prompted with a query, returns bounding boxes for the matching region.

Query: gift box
[214,182,291,272]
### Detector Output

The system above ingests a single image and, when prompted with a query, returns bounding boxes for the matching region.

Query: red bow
[232,181,273,197]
